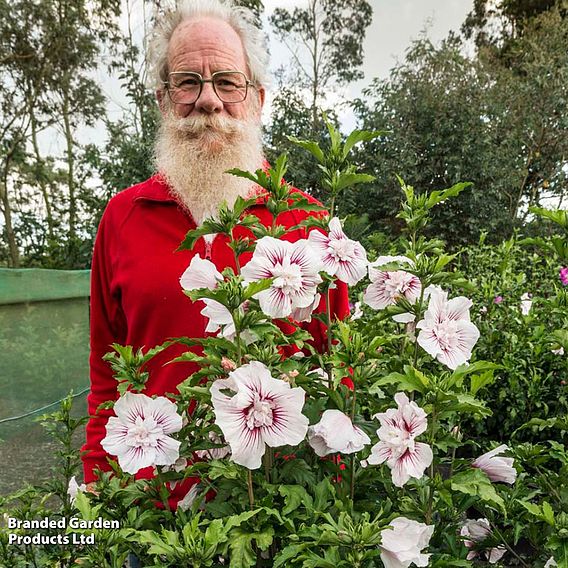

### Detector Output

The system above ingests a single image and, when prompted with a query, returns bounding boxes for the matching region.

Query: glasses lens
[168,73,201,104]
[213,72,247,103]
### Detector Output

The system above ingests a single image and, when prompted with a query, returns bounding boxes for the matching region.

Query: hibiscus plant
[2,123,567,568]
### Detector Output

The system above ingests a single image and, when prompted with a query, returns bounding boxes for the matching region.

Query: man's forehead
[168,17,247,71]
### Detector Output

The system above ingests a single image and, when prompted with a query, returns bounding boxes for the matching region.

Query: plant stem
[325,286,334,388]
[412,285,426,368]
[230,228,241,274]
[156,470,171,513]
[247,470,255,510]
[426,405,437,524]
[263,448,273,484]
[492,525,530,568]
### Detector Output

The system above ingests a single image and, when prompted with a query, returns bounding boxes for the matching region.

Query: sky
[260,0,474,128]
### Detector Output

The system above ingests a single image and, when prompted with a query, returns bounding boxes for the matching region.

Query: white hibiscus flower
[380,517,434,568]
[308,409,370,457]
[211,361,309,469]
[367,393,433,487]
[416,287,480,369]
[241,237,322,319]
[307,217,368,285]
[363,256,422,323]
[101,392,182,475]
[180,254,223,291]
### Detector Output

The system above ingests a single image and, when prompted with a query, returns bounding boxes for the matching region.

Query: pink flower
[221,357,237,372]
[493,295,503,304]
[195,431,231,460]
[101,392,182,475]
[308,217,368,285]
[241,237,322,319]
[380,517,434,568]
[211,361,309,469]
[308,410,370,457]
[472,444,517,484]
[416,287,480,370]
[180,254,223,291]
[560,267,568,286]
[363,256,421,323]
[460,518,506,564]
[367,393,433,487]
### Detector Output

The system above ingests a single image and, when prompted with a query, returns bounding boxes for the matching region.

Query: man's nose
[194,81,222,113]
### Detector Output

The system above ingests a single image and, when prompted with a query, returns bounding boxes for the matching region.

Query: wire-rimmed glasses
[164,70,255,105]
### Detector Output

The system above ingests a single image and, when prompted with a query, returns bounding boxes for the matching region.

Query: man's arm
[81,207,127,483]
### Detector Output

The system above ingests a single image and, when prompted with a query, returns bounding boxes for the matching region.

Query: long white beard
[154,107,265,226]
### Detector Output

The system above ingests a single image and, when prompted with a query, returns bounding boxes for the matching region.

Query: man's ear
[156,89,167,117]
[256,86,266,118]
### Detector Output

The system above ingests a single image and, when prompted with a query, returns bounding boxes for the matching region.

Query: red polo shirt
[82,174,349,502]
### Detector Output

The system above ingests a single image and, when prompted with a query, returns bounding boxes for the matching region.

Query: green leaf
[286,136,325,163]
[470,371,496,396]
[229,527,274,568]
[529,206,568,229]
[450,468,505,511]
[279,485,314,515]
[425,182,472,209]
[342,129,384,160]
[542,501,555,526]
[335,172,375,191]
[313,478,335,512]
[274,543,311,567]
[371,366,430,394]
[243,278,273,300]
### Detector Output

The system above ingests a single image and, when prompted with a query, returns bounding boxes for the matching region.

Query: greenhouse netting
[0,269,90,494]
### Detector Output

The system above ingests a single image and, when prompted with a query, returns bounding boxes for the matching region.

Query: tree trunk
[62,82,76,242]
[0,178,20,268]
[30,113,54,239]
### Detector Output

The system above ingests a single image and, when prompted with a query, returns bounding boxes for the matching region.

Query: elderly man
[81,0,348,504]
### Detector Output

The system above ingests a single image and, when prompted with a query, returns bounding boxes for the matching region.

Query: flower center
[245,396,274,429]
[433,321,458,351]
[328,238,356,261]
[128,416,161,447]
[272,260,303,294]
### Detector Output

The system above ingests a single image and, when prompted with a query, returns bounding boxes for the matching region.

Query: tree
[265,0,372,198]
[462,0,566,49]
[349,10,568,245]
[0,0,121,268]
[269,0,371,135]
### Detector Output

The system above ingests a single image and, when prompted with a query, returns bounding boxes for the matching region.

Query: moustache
[168,114,246,136]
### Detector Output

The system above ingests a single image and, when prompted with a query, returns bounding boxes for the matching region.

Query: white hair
[147,0,270,92]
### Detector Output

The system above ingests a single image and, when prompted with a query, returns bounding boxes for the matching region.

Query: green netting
[0,269,91,495]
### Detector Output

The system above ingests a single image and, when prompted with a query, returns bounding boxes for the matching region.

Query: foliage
[349,8,568,245]
[2,127,567,567]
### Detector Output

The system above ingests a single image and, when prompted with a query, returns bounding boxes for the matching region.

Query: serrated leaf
[336,172,375,191]
[542,501,555,526]
[287,136,325,163]
[470,371,496,396]
[451,468,505,511]
[279,485,314,515]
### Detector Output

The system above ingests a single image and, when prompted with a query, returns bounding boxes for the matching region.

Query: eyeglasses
[163,70,255,105]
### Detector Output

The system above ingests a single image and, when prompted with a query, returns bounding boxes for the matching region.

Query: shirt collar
[133,174,178,203]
